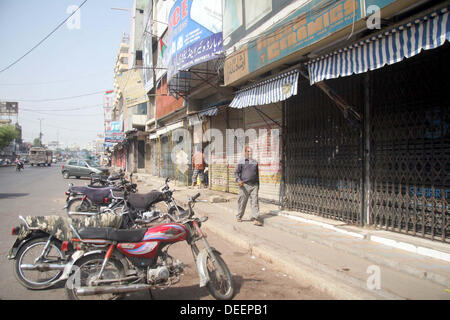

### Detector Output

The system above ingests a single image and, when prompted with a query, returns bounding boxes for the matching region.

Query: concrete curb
[174,197,403,300]
[211,202,450,287]
[278,211,450,263]
[368,236,450,262]
[213,200,450,262]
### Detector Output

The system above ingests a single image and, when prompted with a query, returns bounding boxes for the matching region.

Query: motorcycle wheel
[13,237,65,290]
[205,253,234,300]
[65,253,125,300]
[67,198,95,218]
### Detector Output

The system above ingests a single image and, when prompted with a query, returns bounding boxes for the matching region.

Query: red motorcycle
[64,192,234,300]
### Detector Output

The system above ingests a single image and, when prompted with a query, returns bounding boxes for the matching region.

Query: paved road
[0,165,332,300]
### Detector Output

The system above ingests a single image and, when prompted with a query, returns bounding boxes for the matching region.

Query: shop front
[223,1,450,241]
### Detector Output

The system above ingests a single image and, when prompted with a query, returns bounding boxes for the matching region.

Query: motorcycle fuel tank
[117,223,187,259]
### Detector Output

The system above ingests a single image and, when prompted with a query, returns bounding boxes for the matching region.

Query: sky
[0,0,134,149]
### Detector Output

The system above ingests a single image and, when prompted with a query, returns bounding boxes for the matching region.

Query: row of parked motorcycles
[8,170,234,300]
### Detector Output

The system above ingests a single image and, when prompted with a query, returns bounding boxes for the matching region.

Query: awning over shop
[188,107,219,126]
[229,70,299,109]
[198,107,219,118]
[155,120,184,136]
[307,7,450,85]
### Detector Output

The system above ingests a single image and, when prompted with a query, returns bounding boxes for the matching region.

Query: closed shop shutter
[369,43,450,241]
[244,103,282,203]
[210,108,230,192]
[160,135,172,178]
[150,139,159,176]
[285,76,363,224]
[209,108,244,193]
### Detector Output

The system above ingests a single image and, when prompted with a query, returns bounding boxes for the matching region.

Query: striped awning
[307,7,450,85]
[229,70,299,109]
[188,107,219,126]
[198,107,219,118]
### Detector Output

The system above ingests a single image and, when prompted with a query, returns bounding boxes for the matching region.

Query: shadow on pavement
[132,275,243,300]
[0,193,29,199]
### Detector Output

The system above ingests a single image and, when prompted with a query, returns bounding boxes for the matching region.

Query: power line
[0,0,89,75]
[0,70,111,86]
[20,103,103,112]
[9,90,106,102]
[20,116,101,133]
[21,109,104,117]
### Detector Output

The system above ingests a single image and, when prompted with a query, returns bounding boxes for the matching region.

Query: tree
[33,138,42,147]
[0,125,19,148]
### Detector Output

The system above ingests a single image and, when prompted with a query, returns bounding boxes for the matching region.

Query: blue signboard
[365,0,396,10]
[246,0,362,74]
[104,121,123,143]
[166,0,223,81]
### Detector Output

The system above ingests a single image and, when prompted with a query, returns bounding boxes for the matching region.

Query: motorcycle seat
[128,191,164,210]
[70,186,121,203]
[77,227,147,242]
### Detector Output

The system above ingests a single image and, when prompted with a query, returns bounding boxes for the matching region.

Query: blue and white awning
[229,70,299,109]
[307,8,450,85]
[188,107,219,126]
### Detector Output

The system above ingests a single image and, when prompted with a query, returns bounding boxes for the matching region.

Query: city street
[0,164,332,300]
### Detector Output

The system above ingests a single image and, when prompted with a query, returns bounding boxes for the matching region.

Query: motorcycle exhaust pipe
[75,284,151,296]
[67,211,98,216]
[21,263,66,271]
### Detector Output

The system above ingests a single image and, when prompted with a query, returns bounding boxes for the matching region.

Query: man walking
[191,145,206,188]
[235,146,263,226]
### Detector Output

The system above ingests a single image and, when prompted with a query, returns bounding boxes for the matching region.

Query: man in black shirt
[234,146,263,226]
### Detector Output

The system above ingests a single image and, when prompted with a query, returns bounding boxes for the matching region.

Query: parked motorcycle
[89,170,126,187]
[64,190,234,300]
[8,213,124,290]
[123,177,185,225]
[64,177,137,218]
[8,179,183,290]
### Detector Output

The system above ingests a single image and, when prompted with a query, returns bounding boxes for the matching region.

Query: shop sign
[224,0,363,85]
[166,0,223,82]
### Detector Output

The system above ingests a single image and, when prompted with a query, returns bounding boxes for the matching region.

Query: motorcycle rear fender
[8,230,51,260]
[65,197,92,211]
[57,250,85,282]
[196,247,221,287]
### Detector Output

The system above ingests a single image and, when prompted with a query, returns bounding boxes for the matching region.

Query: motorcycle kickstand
[148,288,154,300]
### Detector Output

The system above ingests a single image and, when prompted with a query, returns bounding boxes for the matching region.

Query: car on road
[61,159,109,179]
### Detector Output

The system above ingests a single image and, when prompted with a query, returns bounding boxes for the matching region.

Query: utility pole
[38,118,44,147]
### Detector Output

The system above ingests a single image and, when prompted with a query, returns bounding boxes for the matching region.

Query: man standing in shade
[191,145,206,189]
[235,146,263,226]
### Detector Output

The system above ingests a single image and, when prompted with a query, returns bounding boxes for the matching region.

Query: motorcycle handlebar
[192,193,201,202]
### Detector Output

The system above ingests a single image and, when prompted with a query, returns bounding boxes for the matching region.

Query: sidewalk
[134,173,450,300]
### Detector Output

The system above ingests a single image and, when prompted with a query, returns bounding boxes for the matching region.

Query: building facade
[112,0,449,242]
